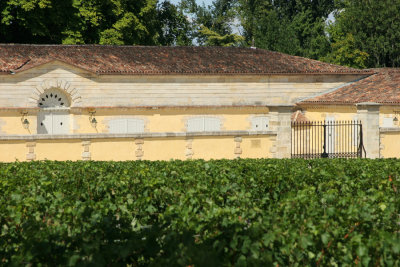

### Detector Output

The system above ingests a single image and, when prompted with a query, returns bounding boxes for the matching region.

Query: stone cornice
[0,130,277,141]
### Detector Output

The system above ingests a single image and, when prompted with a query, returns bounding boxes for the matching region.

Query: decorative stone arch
[28,79,82,107]
[30,79,82,134]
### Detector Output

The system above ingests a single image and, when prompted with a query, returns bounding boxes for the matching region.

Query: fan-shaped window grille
[38,89,70,108]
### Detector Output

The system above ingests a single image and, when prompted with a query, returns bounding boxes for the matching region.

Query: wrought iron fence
[291,120,365,159]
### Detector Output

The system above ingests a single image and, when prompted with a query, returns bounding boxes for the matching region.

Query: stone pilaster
[234,136,242,158]
[269,105,294,159]
[135,138,144,160]
[356,102,381,158]
[26,141,36,161]
[185,138,194,159]
[81,140,91,160]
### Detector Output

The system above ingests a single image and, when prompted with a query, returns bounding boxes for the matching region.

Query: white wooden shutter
[37,111,51,134]
[383,117,393,127]
[127,119,145,133]
[204,117,221,131]
[187,118,205,132]
[37,110,69,134]
[52,110,69,134]
[260,117,269,130]
[109,118,145,133]
[109,119,127,134]
[252,117,269,131]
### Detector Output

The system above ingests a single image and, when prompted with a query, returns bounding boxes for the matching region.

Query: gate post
[321,123,328,158]
[356,102,381,158]
[269,105,294,158]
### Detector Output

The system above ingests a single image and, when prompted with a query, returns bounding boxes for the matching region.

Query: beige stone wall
[0,61,365,108]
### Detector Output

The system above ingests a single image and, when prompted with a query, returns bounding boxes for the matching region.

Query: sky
[169,0,214,6]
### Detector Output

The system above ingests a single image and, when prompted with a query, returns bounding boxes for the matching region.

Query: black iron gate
[291,120,366,159]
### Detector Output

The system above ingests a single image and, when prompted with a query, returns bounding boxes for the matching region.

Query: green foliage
[238,0,334,59]
[322,32,370,68]
[0,0,192,46]
[1,159,400,265]
[327,0,400,68]
[199,25,244,47]
[180,0,242,46]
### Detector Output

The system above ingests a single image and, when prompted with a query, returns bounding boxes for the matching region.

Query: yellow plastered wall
[0,141,26,162]
[381,132,400,158]
[142,138,186,160]
[35,140,82,161]
[0,107,271,134]
[379,106,400,128]
[0,112,36,135]
[90,139,135,161]
[75,107,270,133]
[241,136,274,158]
[303,105,358,121]
[191,137,236,160]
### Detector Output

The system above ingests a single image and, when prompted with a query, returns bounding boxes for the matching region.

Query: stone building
[0,44,387,161]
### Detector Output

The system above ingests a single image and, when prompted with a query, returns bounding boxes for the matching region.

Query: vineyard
[1,159,400,266]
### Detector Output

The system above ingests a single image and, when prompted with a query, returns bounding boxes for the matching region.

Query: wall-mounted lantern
[89,111,97,128]
[21,112,30,130]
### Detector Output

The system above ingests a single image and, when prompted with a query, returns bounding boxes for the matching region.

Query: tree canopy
[0,0,191,45]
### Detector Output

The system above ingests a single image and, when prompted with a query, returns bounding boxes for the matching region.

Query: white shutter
[37,111,51,134]
[109,119,127,134]
[52,110,69,134]
[187,118,205,132]
[204,117,221,131]
[260,117,269,130]
[109,118,145,134]
[37,110,69,134]
[383,117,393,127]
[127,119,145,133]
[252,117,269,131]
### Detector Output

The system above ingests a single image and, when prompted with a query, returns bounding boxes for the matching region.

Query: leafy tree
[180,0,243,46]
[199,25,244,46]
[237,0,334,59]
[327,0,400,68]
[156,1,193,46]
[0,0,192,46]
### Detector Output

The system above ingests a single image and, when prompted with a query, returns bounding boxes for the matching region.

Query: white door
[325,116,335,154]
[52,110,69,134]
[37,110,69,134]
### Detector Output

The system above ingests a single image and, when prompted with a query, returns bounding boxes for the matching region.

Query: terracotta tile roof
[0,44,371,75]
[291,110,309,122]
[301,68,400,105]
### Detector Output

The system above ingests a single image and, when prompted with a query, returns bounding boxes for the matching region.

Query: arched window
[38,88,70,108]
[37,89,70,134]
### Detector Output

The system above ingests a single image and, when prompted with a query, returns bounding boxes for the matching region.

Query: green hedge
[1,159,399,266]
